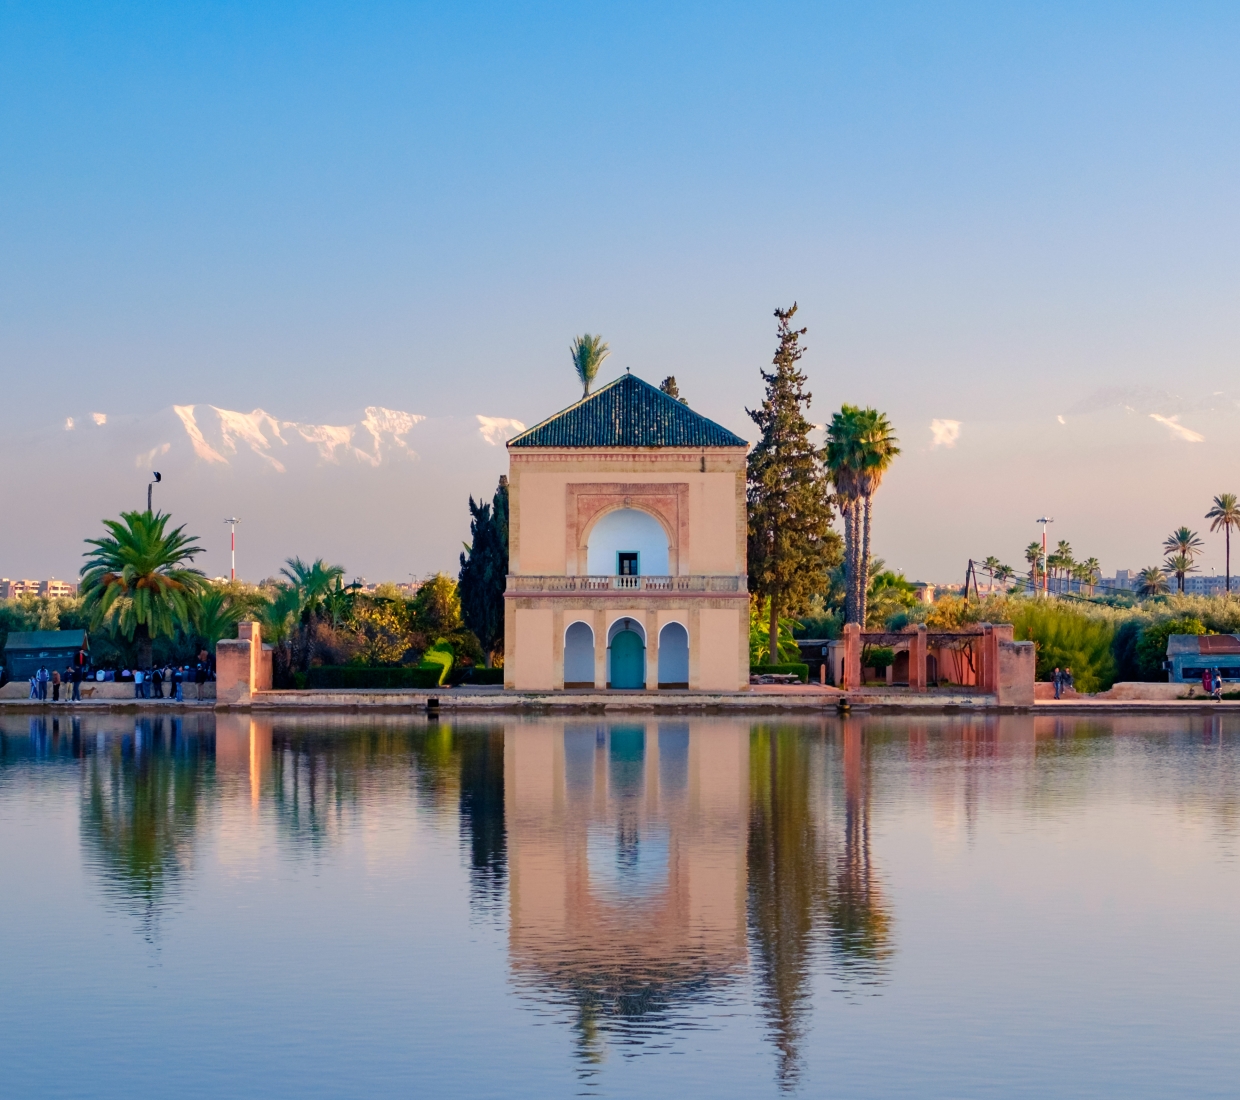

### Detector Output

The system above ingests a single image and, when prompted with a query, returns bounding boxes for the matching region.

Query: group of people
[27,658,215,703]
[1201,667,1227,701]
[1051,666,1074,699]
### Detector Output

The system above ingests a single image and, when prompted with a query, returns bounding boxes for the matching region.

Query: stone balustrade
[506,574,744,594]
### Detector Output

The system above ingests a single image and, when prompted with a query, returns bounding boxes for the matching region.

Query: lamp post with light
[1036,517,1054,597]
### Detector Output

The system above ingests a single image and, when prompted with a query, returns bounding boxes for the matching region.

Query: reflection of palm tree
[747,726,830,1089]
[79,721,208,939]
[829,725,893,977]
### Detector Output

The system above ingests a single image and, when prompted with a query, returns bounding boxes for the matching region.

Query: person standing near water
[1052,667,1063,699]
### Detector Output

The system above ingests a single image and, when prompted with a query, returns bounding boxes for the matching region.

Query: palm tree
[570,334,610,397]
[982,555,1001,595]
[1163,526,1204,561]
[1081,557,1101,597]
[1164,551,1197,594]
[854,409,900,627]
[1136,566,1169,597]
[825,407,864,624]
[193,586,245,651]
[1024,542,1043,594]
[994,563,1015,590]
[1052,540,1074,593]
[80,511,205,667]
[280,557,346,671]
[1206,493,1240,593]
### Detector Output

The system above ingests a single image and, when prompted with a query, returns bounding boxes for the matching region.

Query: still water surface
[0,712,1237,1098]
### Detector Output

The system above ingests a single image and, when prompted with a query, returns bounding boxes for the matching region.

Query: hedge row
[304,665,506,689]
[306,666,443,690]
[750,663,810,683]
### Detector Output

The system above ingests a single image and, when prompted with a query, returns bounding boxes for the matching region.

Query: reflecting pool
[1,712,1237,1098]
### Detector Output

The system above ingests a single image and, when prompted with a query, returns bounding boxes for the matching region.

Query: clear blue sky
[2,1,1238,582]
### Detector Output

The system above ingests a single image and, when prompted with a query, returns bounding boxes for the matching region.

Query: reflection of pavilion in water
[506,720,749,1055]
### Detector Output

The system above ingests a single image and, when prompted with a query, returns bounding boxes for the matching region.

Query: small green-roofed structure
[3,630,88,681]
[508,372,747,449]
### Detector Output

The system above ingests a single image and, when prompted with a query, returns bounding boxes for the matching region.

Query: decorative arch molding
[606,616,647,644]
[568,482,689,575]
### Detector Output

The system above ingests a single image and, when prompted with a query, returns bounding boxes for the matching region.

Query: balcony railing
[507,574,744,594]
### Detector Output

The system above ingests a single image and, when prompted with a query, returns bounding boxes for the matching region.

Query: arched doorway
[608,619,646,689]
[657,622,689,688]
[563,621,595,688]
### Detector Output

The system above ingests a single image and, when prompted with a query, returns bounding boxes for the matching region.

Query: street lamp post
[147,471,162,513]
[224,517,241,582]
[1036,517,1054,597]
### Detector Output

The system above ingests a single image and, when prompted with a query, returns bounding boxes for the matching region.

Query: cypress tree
[459,475,509,666]
[746,305,838,665]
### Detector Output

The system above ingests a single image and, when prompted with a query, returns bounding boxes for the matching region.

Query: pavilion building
[504,372,750,691]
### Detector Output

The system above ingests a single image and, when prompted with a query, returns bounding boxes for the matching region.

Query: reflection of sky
[586,824,670,901]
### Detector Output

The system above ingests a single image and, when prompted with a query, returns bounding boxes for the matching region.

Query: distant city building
[1,578,77,599]
[1182,574,1228,596]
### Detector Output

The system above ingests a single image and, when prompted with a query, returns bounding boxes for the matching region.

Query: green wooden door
[610,630,646,689]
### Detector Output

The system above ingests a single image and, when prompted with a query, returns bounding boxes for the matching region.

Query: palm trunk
[850,498,863,623]
[860,494,873,628]
[768,595,780,667]
[842,500,855,624]
[1228,526,1232,593]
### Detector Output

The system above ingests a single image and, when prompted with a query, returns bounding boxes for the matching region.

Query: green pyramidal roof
[508,373,747,449]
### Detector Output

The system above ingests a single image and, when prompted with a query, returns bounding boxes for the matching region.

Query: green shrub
[1135,616,1205,681]
[1009,602,1118,693]
[418,640,455,686]
[750,663,810,683]
[862,645,894,671]
[306,666,442,689]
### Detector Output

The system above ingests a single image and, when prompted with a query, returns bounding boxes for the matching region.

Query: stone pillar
[842,623,862,691]
[996,640,1036,706]
[646,617,659,691]
[216,621,264,706]
[594,609,607,690]
[909,625,928,692]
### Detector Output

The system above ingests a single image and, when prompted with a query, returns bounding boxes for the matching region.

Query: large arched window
[563,621,595,687]
[657,622,689,688]
[587,508,670,576]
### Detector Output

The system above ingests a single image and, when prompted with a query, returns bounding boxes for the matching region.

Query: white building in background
[1183,574,1229,596]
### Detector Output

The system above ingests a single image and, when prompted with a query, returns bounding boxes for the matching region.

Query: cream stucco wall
[504,445,749,692]
[509,449,747,576]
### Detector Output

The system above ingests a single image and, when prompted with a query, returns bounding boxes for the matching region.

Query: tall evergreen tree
[459,475,509,665]
[746,305,838,665]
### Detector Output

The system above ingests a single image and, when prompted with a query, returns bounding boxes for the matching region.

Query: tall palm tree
[1206,493,1240,593]
[982,555,1001,595]
[1024,541,1043,594]
[1136,565,1170,597]
[1081,557,1101,597]
[80,510,205,667]
[994,563,1015,590]
[1052,540,1074,593]
[1163,526,1204,561]
[570,334,610,397]
[1164,552,1197,594]
[854,409,900,627]
[825,406,864,624]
